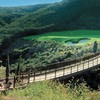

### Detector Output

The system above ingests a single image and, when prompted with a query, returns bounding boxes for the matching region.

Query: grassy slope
[1,81,100,100]
[24,30,100,44]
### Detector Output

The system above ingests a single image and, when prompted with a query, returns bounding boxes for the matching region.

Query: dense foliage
[0,4,49,14]
[0,1,100,99]
[0,80,100,100]
[2,38,99,72]
[0,0,100,75]
[0,4,49,52]
[1,0,100,54]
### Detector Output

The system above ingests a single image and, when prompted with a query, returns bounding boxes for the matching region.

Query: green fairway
[24,30,100,45]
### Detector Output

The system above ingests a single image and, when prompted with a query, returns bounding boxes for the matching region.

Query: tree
[6,53,10,84]
[16,55,21,76]
[93,41,98,53]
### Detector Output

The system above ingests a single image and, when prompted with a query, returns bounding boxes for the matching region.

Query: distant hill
[3,0,100,29]
[0,4,49,14]
[0,4,49,27]
[0,0,100,54]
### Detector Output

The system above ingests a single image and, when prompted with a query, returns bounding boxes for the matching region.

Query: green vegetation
[0,4,49,47]
[0,3,48,27]
[0,4,49,14]
[0,80,100,100]
[0,66,5,78]
[1,0,100,72]
[1,0,100,55]
[24,30,100,44]
[0,1,100,99]
[2,38,99,72]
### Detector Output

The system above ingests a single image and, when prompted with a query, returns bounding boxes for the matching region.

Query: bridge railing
[0,54,100,91]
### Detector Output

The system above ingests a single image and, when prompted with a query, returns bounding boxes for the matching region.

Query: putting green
[24,30,100,45]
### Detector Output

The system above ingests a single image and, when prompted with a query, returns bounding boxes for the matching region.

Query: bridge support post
[28,73,30,84]
[77,64,78,72]
[45,70,47,80]
[13,76,16,88]
[70,66,72,74]
[55,69,56,78]
[93,59,94,66]
[6,53,10,84]
[83,62,84,70]
[63,66,65,76]
[34,72,35,82]
[88,60,89,68]
[97,57,98,64]
[21,73,23,83]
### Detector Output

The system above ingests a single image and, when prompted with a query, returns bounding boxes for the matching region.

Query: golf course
[24,30,100,45]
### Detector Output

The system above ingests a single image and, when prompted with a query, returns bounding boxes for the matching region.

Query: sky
[0,0,62,7]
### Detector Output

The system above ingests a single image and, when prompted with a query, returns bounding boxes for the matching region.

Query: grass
[0,80,100,100]
[0,66,5,78]
[24,30,100,45]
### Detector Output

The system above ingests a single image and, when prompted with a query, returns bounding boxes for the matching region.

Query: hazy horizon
[0,0,62,7]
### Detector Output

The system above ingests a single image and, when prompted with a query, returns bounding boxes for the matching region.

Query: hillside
[2,0,100,30]
[0,1,100,98]
[0,1,100,35]
[1,0,100,54]
[0,4,50,53]
[0,4,49,27]
[11,0,100,30]
[0,4,49,14]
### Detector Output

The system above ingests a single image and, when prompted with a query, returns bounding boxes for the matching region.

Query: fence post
[22,72,24,83]
[88,60,90,68]
[13,76,16,88]
[28,73,30,84]
[45,70,47,80]
[70,65,72,74]
[55,69,56,78]
[34,72,35,82]
[77,64,78,72]
[97,57,98,64]
[5,53,10,84]
[63,66,65,76]
[83,61,84,70]
[93,58,94,66]
[16,55,21,81]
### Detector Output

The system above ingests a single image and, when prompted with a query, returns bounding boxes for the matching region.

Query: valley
[0,0,100,99]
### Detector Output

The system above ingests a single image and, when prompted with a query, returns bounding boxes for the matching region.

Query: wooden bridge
[0,53,100,91]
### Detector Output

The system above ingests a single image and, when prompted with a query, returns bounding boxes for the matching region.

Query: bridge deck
[0,54,100,91]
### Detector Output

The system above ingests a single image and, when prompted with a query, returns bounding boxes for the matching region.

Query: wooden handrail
[0,53,100,91]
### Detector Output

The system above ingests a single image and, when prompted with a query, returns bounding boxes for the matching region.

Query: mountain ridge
[0,0,100,54]
[1,0,100,30]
